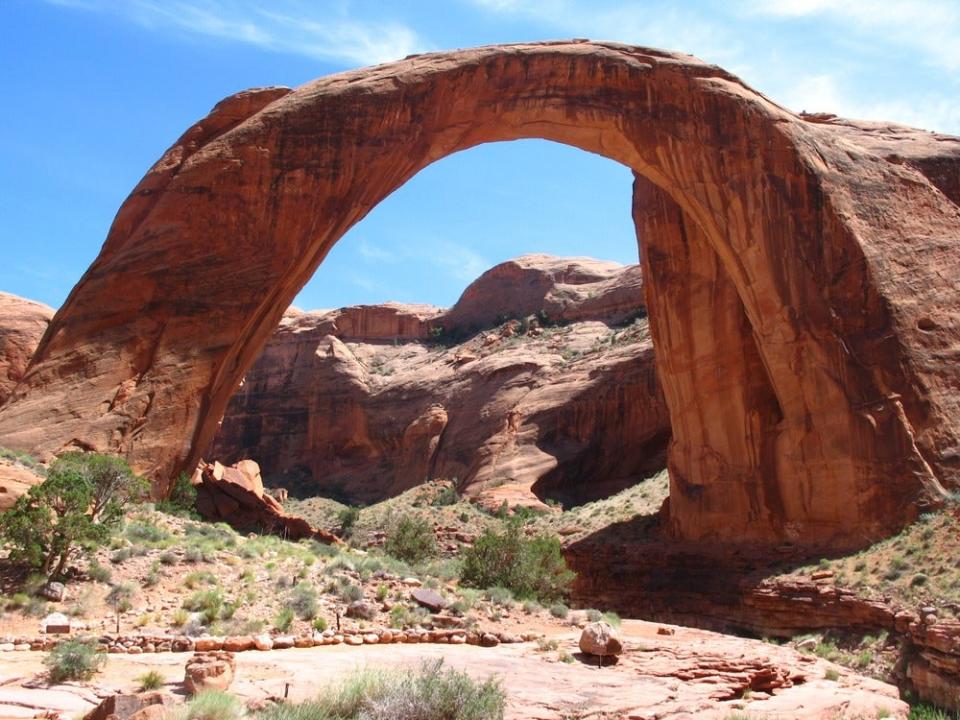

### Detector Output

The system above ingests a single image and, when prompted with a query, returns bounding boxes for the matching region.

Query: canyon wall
[209,255,668,507]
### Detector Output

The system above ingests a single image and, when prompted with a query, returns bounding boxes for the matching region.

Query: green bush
[256,659,504,720]
[158,472,198,518]
[385,515,437,564]
[337,506,361,539]
[183,589,224,624]
[460,521,574,602]
[138,669,164,690]
[44,638,106,682]
[0,452,146,578]
[274,607,294,632]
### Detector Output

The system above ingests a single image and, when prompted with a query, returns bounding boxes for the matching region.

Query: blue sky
[2,0,958,311]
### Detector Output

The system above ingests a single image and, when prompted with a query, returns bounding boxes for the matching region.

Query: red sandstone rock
[0,42,957,549]
[209,255,667,507]
[192,459,339,543]
[0,292,53,408]
[0,459,43,511]
[183,651,235,695]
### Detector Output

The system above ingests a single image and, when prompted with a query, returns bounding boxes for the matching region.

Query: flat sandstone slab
[0,620,908,719]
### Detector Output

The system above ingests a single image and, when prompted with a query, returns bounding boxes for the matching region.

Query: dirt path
[0,620,909,719]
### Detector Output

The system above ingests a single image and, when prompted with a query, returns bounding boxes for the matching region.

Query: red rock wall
[0,292,53,408]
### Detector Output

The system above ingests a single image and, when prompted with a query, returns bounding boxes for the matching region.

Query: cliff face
[0,292,53,408]
[209,255,669,508]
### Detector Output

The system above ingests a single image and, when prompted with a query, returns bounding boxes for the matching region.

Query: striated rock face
[0,292,53,408]
[0,42,958,548]
[208,255,667,507]
[192,459,340,543]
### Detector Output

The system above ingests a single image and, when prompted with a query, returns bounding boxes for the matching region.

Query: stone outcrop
[184,650,235,694]
[567,528,960,710]
[0,292,53,408]
[209,255,667,507]
[0,41,957,549]
[192,459,340,543]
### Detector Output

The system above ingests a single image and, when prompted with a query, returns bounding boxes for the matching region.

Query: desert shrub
[0,452,146,578]
[312,616,328,632]
[44,638,106,682]
[159,550,179,565]
[484,586,514,607]
[157,472,198,518]
[124,519,171,544]
[431,485,459,507]
[106,582,136,631]
[138,669,164,690]
[908,705,960,719]
[602,611,621,627]
[274,607,294,632]
[549,602,569,619]
[258,659,504,720]
[87,559,112,583]
[288,582,318,620]
[460,521,574,602]
[183,589,224,624]
[181,690,243,720]
[385,515,437,564]
[337,506,361,539]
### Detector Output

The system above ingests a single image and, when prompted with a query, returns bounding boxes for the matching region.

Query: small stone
[449,634,466,644]
[402,577,422,587]
[253,634,273,651]
[344,635,362,646]
[656,626,676,636]
[480,633,500,648]
[223,636,255,652]
[362,633,380,644]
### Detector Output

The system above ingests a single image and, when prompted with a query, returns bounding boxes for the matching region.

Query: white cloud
[42,0,425,66]
[746,0,960,71]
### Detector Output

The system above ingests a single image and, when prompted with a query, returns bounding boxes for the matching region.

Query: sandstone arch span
[2,41,959,548]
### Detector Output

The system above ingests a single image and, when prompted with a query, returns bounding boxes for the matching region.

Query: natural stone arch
[1,41,958,549]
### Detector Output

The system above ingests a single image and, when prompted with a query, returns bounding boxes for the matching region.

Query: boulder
[192,459,340,544]
[579,622,623,658]
[184,651,235,695]
[84,692,177,720]
[410,588,446,613]
[345,600,378,621]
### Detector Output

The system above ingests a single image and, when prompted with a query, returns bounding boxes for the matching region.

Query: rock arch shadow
[1,41,958,551]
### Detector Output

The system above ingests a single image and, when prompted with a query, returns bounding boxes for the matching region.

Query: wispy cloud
[357,238,397,263]
[780,72,960,133]
[746,0,960,71]
[421,242,490,283]
[43,0,425,66]
[464,0,743,65]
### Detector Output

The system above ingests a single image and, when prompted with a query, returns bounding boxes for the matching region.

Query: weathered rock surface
[85,692,177,720]
[184,650,235,694]
[209,255,667,507]
[0,459,43,510]
[0,41,958,548]
[192,459,340,543]
[0,292,53,409]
